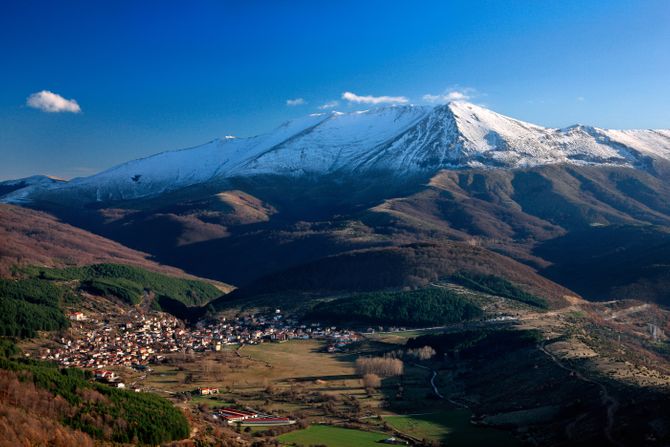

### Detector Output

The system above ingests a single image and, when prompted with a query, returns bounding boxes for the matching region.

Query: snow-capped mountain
[0,175,66,201]
[3,102,670,203]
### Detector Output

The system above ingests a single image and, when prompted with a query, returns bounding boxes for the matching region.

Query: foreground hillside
[0,341,189,446]
[0,207,232,445]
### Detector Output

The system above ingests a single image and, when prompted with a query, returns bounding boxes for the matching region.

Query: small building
[218,407,257,423]
[382,437,408,445]
[69,312,86,321]
[199,387,220,395]
[94,369,117,382]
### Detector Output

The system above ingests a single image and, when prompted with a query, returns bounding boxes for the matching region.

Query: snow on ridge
[443,102,668,167]
[0,175,64,186]
[0,175,67,204]
[3,102,670,204]
[235,104,432,175]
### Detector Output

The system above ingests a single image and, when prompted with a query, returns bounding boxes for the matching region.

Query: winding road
[411,362,472,409]
[538,343,622,447]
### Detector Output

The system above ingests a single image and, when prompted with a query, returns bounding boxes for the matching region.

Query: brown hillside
[0,369,96,447]
[365,165,670,269]
[0,204,225,285]
[20,165,670,304]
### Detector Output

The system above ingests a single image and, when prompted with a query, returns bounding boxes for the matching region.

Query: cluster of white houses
[40,309,361,369]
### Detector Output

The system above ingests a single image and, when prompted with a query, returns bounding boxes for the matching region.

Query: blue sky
[1,0,669,180]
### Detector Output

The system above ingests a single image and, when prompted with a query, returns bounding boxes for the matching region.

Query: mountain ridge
[3,101,670,205]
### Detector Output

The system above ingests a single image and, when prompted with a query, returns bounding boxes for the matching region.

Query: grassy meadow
[384,410,520,446]
[278,425,388,447]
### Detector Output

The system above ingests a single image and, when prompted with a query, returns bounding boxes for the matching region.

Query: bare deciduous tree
[362,373,382,390]
[407,346,436,361]
[355,357,404,377]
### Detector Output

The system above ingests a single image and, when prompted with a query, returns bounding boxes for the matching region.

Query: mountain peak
[3,103,670,204]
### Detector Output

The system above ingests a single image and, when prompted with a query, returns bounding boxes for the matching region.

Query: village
[38,308,364,375]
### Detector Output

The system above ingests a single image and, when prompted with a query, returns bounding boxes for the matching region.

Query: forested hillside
[307,287,483,326]
[0,279,72,337]
[0,340,189,446]
[0,263,223,337]
[27,263,222,306]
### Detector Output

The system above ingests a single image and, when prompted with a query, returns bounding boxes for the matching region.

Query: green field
[384,410,520,446]
[278,425,388,447]
[367,328,445,345]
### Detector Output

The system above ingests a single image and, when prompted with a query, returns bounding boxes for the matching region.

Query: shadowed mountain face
[0,204,193,278]
[15,162,670,307]
[218,242,573,308]
[366,164,670,262]
[536,225,670,305]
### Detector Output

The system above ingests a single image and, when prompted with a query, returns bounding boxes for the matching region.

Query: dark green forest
[451,272,547,308]
[0,279,71,337]
[26,263,221,306]
[306,287,483,327]
[0,263,221,337]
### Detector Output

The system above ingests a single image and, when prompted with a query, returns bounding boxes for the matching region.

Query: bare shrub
[407,346,436,361]
[362,373,381,390]
[355,357,404,377]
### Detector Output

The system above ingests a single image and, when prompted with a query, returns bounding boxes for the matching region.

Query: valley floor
[13,281,670,447]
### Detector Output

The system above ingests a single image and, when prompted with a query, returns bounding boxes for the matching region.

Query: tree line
[355,357,404,377]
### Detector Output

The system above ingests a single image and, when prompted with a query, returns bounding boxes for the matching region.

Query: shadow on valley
[27,173,429,286]
[383,327,670,447]
[536,224,670,305]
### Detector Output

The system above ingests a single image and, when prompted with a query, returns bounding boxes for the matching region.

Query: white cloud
[422,87,477,104]
[577,96,585,102]
[286,98,306,106]
[422,94,441,103]
[342,91,409,105]
[319,100,339,110]
[26,90,81,113]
